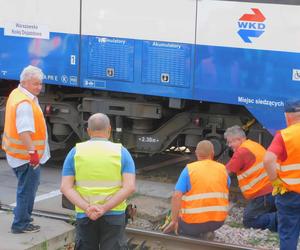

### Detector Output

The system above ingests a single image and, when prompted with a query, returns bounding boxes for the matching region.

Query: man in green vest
[61,113,136,250]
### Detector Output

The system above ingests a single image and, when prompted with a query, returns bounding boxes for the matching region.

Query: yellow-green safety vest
[74,140,126,213]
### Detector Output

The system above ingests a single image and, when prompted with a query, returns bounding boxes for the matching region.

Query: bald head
[195,140,214,160]
[87,113,111,138]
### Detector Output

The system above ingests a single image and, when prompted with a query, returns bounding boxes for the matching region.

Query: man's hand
[29,150,39,167]
[272,178,289,196]
[86,204,106,221]
[163,220,178,235]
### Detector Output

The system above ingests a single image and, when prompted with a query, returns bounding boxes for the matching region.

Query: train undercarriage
[0,80,272,161]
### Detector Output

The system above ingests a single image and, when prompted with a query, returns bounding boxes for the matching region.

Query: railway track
[0,204,259,250]
[126,227,259,250]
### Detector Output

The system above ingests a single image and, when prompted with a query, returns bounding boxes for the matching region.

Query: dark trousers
[75,214,127,250]
[11,163,40,230]
[275,192,300,250]
[243,193,277,232]
[178,218,224,237]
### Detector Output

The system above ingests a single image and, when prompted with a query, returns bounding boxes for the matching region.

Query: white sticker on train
[292,69,300,81]
[4,21,49,39]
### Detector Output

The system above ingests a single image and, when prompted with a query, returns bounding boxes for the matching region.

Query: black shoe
[29,217,34,222]
[11,224,40,234]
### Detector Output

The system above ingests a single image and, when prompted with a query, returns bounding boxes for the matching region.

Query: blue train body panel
[0,28,79,87]
[80,36,194,100]
[194,45,300,132]
[1,30,300,133]
[1,0,300,135]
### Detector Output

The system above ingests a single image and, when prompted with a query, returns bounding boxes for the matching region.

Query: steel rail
[0,204,72,222]
[0,204,260,250]
[126,227,261,250]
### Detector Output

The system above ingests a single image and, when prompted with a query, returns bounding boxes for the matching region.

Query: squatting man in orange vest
[2,65,50,234]
[60,113,136,250]
[224,125,277,232]
[163,140,230,239]
[264,100,300,250]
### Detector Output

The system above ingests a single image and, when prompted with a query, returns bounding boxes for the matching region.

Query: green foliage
[41,241,48,250]
[247,237,262,246]
[227,221,243,228]
[265,233,279,244]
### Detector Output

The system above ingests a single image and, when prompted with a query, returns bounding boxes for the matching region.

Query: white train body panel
[197,0,300,53]
[82,0,196,43]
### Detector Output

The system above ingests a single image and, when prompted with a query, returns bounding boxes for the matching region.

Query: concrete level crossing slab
[0,212,74,250]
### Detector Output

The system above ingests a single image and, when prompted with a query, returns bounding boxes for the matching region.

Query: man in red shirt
[224,125,277,232]
[264,101,300,250]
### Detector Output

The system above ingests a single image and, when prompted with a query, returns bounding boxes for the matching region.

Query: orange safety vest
[236,139,271,200]
[180,159,229,224]
[2,88,46,160]
[278,123,300,194]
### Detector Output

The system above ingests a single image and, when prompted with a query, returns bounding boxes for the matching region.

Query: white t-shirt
[6,85,50,168]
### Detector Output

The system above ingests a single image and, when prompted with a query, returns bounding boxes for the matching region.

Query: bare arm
[264,151,278,181]
[60,176,90,212]
[170,191,183,222]
[19,131,35,151]
[101,173,135,213]
[163,191,182,234]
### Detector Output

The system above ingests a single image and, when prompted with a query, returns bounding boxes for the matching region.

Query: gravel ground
[134,158,300,250]
[215,205,280,249]
[127,203,286,250]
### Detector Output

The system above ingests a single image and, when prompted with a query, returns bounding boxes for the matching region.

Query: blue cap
[285,100,300,112]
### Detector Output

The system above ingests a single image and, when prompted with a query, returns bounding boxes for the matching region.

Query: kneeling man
[163,140,229,238]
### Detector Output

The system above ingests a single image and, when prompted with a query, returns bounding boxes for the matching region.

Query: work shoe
[11,224,40,234]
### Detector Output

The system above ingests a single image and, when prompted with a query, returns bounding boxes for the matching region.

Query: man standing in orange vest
[264,101,300,250]
[163,140,229,239]
[2,65,50,234]
[224,125,277,232]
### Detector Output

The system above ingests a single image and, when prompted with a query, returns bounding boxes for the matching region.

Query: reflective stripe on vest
[1,143,44,155]
[240,172,268,193]
[74,140,126,213]
[2,132,45,155]
[279,123,300,194]
[2,132,44,146]
[181,205,229,214]
[237,162,264,181]
[81,194,112,204]
[236,140,271,199]
[281,178,300,185]
[277,163,300,172]
[182,192,228,201]
[180,160,229,224]
[75,180,122,188]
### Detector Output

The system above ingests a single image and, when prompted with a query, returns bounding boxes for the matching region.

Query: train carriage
[1,0,300,158]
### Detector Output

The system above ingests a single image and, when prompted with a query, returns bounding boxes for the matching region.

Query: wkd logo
[237,8,266,43]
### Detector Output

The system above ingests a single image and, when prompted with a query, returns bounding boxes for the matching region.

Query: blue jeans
[276,192,300,250]
[11,163,40,231]
[243,193,277,232]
